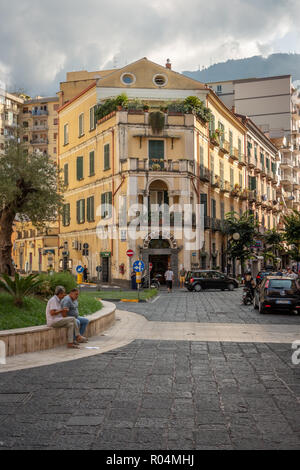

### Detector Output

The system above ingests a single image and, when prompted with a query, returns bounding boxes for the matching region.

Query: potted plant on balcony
[143,104,149,112]
[115,93,128,110]
[149,111,165,134]
[151,163,162,171]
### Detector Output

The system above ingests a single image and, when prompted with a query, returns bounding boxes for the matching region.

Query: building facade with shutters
[57,58,261,284]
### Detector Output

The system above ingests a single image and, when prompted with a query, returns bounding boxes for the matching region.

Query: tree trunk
[0,209,15,275]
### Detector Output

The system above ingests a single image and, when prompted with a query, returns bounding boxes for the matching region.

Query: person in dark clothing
[244,271,255,297]
[83,265,88,282]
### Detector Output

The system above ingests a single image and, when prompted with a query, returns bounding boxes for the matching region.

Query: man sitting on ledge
[46,286,87,349]
[61,288,89,343]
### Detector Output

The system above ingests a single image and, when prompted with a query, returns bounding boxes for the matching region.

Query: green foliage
[224,211,259,264]
[0,141,64,229]
[34,272,77,298]
[183,96,212,123]
[149,111,165,134]
[0,293,102,330]
[283,210,300,262]
[0,273,43,307]
[95,93,128,120]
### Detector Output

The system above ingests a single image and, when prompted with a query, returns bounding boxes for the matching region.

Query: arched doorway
[141,232,180,286]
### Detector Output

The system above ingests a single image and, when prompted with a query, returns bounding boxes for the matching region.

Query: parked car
[256,270,276,286]
[184,270,239,292]
[253,276,300,314]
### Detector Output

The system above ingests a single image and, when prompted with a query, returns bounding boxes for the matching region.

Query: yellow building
[57,58,258,284]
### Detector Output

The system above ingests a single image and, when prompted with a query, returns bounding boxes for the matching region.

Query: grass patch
[84,288,158,301]
[0,293,102,331]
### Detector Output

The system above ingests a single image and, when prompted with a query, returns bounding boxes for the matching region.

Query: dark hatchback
[185,270,239,292]
[256,270,278,286]
[254,276,300,314]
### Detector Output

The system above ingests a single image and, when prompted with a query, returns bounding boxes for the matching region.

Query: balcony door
[149,140,164,169]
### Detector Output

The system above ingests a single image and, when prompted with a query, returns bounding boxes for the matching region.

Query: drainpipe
[57,113,61,272]
[111,128,115,258]
[206,95,212,269]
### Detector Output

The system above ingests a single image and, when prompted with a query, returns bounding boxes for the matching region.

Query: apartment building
[13,96,60,272]
[57,58,257,284]
[208,75,300,214]
[0,89,23,154]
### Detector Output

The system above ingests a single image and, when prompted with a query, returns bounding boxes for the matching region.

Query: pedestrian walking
[179,266,186,289]
[165,266,174,293]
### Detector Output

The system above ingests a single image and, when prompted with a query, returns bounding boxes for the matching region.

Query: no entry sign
[126,249,134,257]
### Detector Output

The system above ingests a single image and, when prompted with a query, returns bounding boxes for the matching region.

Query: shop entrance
[101,257,110,282]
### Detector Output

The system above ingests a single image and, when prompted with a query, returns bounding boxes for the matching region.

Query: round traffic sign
[133,260,145,272]
[76,265,84,274]
[126,249,134,257]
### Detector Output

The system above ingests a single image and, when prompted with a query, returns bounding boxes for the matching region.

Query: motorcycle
[242,286,254,305]
[141,274,160,289]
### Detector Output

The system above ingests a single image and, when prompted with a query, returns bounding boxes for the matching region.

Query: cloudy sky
[1,0,300,97]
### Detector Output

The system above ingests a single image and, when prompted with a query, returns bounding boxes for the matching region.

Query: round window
[121,73,136,85]
[153,74,168,87]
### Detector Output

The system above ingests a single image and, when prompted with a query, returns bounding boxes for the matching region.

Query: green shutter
[200,146,204,166]
[76,200,80,224]
[229,131,233,154]
[200,194,207,217]
[104,144,110,170]
[266,158,270,170]
[64,164,68,185]
[89,151,95,175]
[101,193,105,218]
[230,168,234,188]
[87,197,90,221]
[81,200,85,223]
[108,192,112,218]
[77,156,83,180]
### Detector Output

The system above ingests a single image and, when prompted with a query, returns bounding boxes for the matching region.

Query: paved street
[0,289,299,450]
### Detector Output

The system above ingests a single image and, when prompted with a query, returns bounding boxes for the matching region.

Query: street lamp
[232,232,240,277]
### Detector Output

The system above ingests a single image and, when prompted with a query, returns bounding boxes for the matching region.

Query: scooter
[242,287,254,305]
[141,274,160,289]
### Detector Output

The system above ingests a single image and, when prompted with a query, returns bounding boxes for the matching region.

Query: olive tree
[0,139,64,274]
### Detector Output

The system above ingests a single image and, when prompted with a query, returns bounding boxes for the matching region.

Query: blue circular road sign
[133,260,145,273]
[76,265,84,274]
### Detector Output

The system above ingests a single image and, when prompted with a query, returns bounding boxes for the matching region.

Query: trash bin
[77,273,83,284]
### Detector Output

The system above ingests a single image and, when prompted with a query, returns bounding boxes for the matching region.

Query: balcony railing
[127,158,196,174]
[30,139,49,145]
[219,140,230,154]
[199,165,211,182]
[220,180,231,193]
[31,109,48,116]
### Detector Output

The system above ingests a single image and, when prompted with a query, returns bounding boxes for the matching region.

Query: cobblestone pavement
[117,288,300,324]
[0,289,299,450]
[0,339,299,450]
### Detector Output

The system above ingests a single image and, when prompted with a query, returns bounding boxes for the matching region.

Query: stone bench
[0,301,116,357]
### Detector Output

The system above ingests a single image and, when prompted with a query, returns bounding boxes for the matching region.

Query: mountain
[182,53,300,84]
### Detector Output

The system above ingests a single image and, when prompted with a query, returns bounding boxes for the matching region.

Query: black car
[184,270,239,292]
[253,276,300,314]
[256,270,276,286]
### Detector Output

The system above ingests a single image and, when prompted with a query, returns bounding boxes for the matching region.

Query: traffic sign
[83,243,89,249]
[96,266,102,272]
[133,260,145,272]
[149,262,153,271]
[76,265,84,274]
[126,249,134,257]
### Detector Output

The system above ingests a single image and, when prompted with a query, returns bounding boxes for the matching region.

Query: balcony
[229,147,239,161]
[211,218,222,232]
[220,180,231,193]
[31,109,48,116]
[281,157,294,168]
[30,139,49,145]
[199,165,211,182]
[211,174,221,188]
[31,125,48,132]
[239,189,249,200]
[229,186,241,198]
[260,166,267,177]
[204,216,211,230]
[127,158,196,175]
[247,155,256,169]
[209,131,220,147]
[219,140,230,155]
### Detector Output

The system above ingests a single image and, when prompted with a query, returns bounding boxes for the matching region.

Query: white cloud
[0,0,299,95]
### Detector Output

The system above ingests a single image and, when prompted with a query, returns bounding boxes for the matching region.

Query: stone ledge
[0,301,116,357]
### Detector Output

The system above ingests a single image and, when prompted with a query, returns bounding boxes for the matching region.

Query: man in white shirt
[46,286,86,349]
[165,266,174,293]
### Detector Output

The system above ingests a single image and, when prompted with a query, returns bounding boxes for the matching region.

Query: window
[200,194,207,218]
[89,106,96,131]
[54,133,57,140]
[239,172,243,188]
[121,73,136,85]
[76,156,84,180]
[53,147,57,154]
[209,115,215,134]
[89,151,95,176]
[220,202,225,220]
[217,85,222,93]
[76,199,85,224]
[200,146,204,166]
[79,113,84,137]
[211,198,216,219]
[101,192,112,218]
[53,104,59,111]
[54,118,58,125]
[63,123,69,145]
[218,122,224,147]
[87,196,95,222]
[229,130,233,154]
[230,167,234,189]
[64,164,68,185]
[238,138,242,159]
[23,121,28,128]
[153,74,167,87]
[62,204,70,226]
[104,144,110,170]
